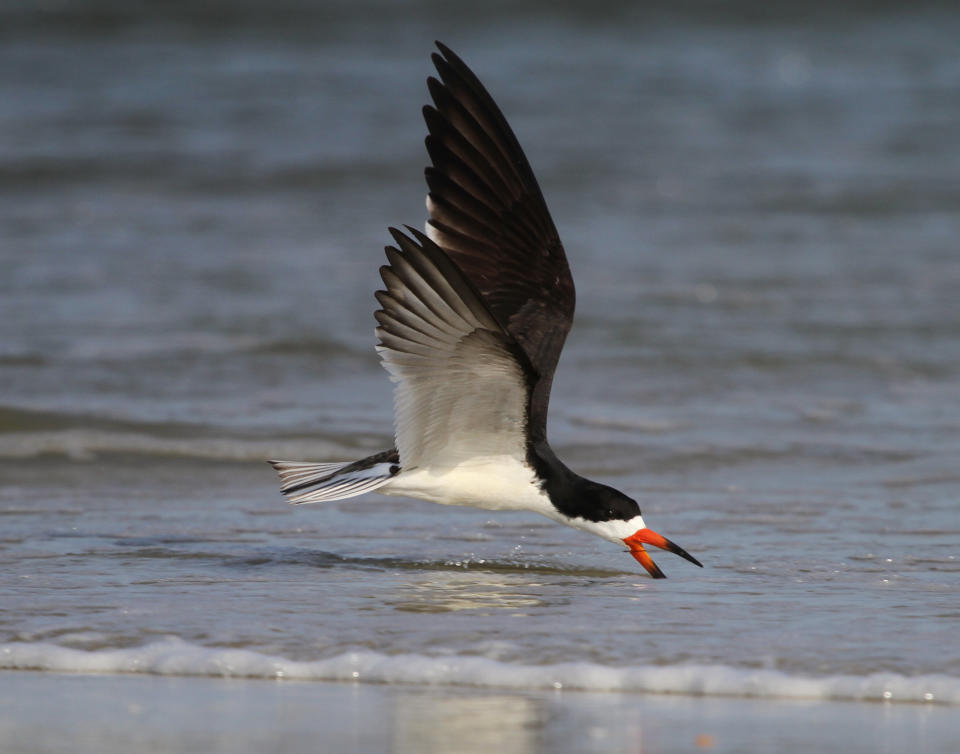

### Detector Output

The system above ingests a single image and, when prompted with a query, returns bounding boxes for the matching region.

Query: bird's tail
[268,450,400,505]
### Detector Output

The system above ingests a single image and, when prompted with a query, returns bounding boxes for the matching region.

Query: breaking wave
[2,639,956,705]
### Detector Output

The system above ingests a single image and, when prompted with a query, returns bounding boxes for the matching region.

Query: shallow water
[3,672,958,754]
[2,0,959,710]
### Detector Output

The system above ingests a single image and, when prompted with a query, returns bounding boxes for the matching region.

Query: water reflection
[387,571,548,613]
[392,693,542,754]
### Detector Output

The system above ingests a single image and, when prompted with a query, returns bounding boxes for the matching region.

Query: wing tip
[432,41,464,74]
[385,225,438,260]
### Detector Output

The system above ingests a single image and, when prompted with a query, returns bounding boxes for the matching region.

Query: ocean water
[2,0,960,720]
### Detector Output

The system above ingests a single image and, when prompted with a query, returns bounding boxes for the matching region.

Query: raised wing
[423,42,574,440]
[375,228,535,468]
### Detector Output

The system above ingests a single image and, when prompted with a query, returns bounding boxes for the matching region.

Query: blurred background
[3,0,958,454]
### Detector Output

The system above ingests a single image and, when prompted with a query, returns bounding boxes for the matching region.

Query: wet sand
[1,671,955,754]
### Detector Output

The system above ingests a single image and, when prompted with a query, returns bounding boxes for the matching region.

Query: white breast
[380,455,554,516]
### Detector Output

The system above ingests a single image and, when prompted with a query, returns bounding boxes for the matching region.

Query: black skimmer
[270,43,702,579]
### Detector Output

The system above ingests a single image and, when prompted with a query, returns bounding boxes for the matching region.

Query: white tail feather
[269,461,349,493]
[268,460,396,505]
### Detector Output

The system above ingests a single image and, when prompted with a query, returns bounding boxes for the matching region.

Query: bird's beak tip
[623,527,701,578]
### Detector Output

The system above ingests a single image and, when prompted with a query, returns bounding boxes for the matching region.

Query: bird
[269,42,702,579]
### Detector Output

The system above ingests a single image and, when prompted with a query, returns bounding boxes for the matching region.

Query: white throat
[560,514,648,545]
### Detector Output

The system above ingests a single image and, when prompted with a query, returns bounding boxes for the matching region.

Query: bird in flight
[270,42,702,578]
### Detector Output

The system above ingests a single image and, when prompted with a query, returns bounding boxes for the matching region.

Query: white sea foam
[1,639,957,705]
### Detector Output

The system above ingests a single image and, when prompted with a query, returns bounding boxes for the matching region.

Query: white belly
[380,455,554,515]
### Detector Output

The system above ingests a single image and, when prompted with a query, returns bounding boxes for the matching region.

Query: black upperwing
[422,42,575,442]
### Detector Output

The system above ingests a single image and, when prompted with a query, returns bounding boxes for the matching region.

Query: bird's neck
[527,440,594,516]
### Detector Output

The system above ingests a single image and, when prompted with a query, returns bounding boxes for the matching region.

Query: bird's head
[573,485,703,579]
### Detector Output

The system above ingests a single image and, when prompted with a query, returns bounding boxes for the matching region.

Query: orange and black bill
[622,529,703,579]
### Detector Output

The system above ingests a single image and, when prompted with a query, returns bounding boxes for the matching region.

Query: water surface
[1,0,959,713]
